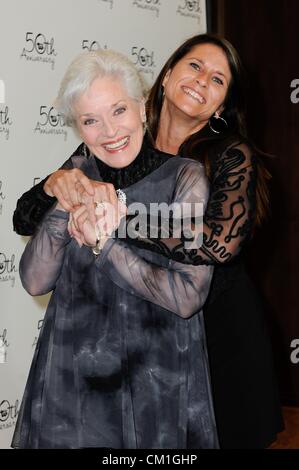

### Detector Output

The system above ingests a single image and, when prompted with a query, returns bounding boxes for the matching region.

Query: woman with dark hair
[13,34,283,448]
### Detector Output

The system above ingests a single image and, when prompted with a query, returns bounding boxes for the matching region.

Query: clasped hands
[45,168,127,249]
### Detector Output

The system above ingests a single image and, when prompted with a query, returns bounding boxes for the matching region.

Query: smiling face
[162,43,232,124]
[74,76,145,168]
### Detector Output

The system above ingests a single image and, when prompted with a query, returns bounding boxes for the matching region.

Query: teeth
[183,87,205,104]
[104,137,129,150]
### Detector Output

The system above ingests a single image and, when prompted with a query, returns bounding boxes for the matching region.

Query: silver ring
[92,238,102,256]
[94,201,105,211]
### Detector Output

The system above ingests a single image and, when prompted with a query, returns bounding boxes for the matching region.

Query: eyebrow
[188,57,228,80]
[79,101,126,117]
[111,100,126,107]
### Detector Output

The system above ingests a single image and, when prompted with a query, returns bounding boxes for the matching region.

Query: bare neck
[155,102,208,155]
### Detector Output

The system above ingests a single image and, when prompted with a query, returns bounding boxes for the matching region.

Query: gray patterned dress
[12,143,218,449]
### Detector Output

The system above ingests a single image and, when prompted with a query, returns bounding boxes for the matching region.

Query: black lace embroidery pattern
[124,143,257,266]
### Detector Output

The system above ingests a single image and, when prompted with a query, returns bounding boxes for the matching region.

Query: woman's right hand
[68,204,109,249]
[44,168,95,212]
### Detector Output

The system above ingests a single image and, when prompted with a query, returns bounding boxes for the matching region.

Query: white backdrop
[0,0,207,448]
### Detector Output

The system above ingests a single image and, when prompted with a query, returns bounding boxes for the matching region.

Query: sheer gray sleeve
[19,208,70,296]
[97,161,213,319]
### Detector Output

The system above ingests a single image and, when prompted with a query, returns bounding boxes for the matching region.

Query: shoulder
[176,157,206,178]
[71,154,89,167]
[69,143,91,169]
[70,142,89,158]
[146,142,207,182]
[211,136,257,176]
[149,153,205,177]
[174,158,209,196]
[217,135,255,162]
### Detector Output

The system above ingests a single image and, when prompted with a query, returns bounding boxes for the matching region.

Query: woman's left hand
[68,205,98,247]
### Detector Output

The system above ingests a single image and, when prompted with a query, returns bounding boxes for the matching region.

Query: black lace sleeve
[12,143,87,236]
[13,176,56,235]
[122,141,257,266]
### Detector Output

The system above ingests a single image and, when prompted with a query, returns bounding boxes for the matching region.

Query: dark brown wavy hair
[146,34,270,226]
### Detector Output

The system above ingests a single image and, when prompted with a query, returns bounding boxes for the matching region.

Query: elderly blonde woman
[12,50,217,449]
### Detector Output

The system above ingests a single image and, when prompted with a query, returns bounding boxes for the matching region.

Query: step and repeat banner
[0,0,207,448]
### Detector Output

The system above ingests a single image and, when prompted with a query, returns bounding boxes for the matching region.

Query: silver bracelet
[92,238,102,257]
[92,222,103,257]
